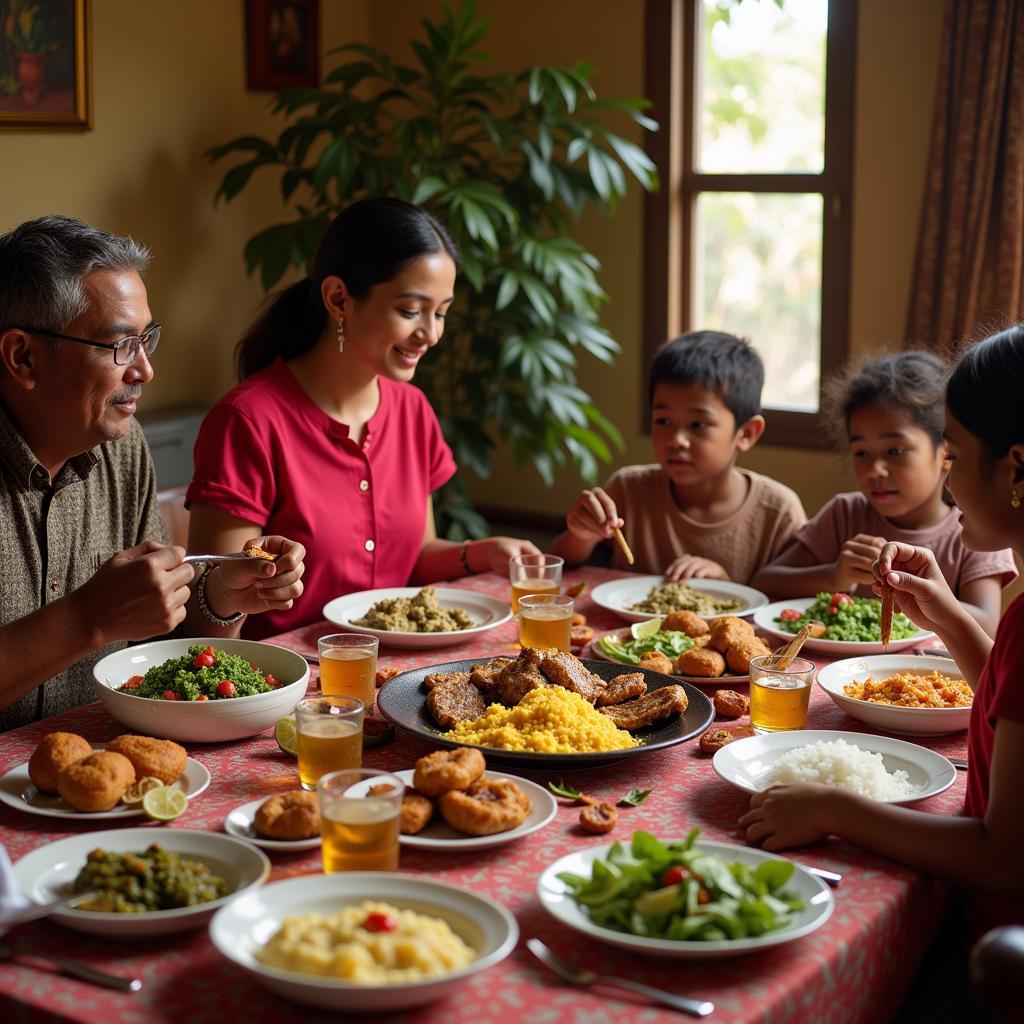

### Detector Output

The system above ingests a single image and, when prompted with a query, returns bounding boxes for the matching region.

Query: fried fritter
[708,616,755,653]
[713,689,750,718]
[28,732,92,794]
[570,625,594,650]
[596,672,647,706]
[426,677,487,729]
[598,684,689,730]
[469,658,514,696]
[579,801,618,833]
[439,777,531,836]
[699,724,753,754]
[637,651,674,675]
[254,790,320,840]
[539,651,603,704]
[413,747,485,796]
[663,610,709,636]
[105,735,187,785]
[368,783,434,835]
[423,670,472,691]
[725,637,772,675]
[57,751,135,812]
[572,612,587,626]
[375,667,401,688]
[494,648,550,706]
[676,647,726,677]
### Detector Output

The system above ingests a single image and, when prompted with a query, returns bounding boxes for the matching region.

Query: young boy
[549,331,806,583]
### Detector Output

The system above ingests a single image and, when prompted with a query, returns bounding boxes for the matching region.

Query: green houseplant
[208,0,658,538]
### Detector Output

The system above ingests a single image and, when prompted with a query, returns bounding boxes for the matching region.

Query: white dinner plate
[538,839,833,959]
[588,627,750,686]
[590,575,768,624]
[752,597,934,656]
[322,587,512,649]
[13,828,270,937]
[224,797,322,852]
[816,655,972,736]
[712,729,956,805]
[0,751,211,820]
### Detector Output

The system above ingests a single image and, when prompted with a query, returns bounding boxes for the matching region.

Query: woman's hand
[566,487,621,543]
[872,541,963,637]
[204,536,306,616]
[739,784,839,851]
[473,536,541,576]
[664,554,730,581]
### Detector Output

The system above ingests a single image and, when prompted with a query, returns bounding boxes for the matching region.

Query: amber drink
[509,553,563,613]
[749,656,815,734]
[318,769,403,872]
[317,634,378,708]
[294,696,364,790]
[518,593,574,653]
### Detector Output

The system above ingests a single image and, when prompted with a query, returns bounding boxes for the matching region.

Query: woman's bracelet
[459,541,473,575]
[196,564,246,625]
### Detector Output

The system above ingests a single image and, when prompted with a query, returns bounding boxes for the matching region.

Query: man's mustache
[107,385,143,405]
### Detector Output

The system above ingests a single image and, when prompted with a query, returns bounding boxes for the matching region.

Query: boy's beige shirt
[604,464,806,583]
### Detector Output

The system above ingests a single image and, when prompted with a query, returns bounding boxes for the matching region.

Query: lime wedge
[634,884,681,917]
[275,715,298,756]
[142,786,188,822]
[121,776,163,806]
[630,617,664,641]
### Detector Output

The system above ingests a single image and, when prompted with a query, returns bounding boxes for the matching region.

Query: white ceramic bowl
[816,655,972,736]
[209,873,519,1012]
[93,638,309,742]
[590,575,769,623]
[13,828,270,937]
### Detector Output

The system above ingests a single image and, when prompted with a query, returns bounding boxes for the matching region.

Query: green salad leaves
[598,630,694,665]
[775,592,915,643]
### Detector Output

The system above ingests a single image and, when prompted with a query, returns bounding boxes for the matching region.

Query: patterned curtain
[906,0,1024,351]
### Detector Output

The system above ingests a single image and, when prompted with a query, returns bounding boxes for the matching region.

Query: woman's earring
[1012,487,1021,510]
[337,317,345,353]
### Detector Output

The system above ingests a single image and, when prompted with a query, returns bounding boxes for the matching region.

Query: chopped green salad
[558,830,804,942]
[120,644,283,701]
[598,630,694,665]
[775,592,916,643]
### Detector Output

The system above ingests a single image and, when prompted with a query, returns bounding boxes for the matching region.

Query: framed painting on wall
[0,0,90,129]
[245,0,319,91]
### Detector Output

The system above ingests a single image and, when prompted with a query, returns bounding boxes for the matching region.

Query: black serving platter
[376,657,714,768]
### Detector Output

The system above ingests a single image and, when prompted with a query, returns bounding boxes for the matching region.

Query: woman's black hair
[236,197,459,379]
[821,350,949,449]
[946,324,1024,460]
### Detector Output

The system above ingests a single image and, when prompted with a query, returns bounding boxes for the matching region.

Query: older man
[0,215,306,731]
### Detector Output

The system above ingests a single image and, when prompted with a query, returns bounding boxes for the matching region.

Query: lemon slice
[630,617,664,640]
[275,715,298,756]
[121,776,163,806]
[142,786,188,822]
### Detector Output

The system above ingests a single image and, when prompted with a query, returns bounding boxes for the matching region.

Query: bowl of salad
[93,639,309,742]
[752,594,934,656]
[538,830,833,959]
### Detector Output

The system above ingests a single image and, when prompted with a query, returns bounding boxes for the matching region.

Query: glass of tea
[509,553,564,614]
[317,768,403,873]
[317,634,378,708]
[748,655,815,734]
[294,696,364,790]
[518,593,574,653]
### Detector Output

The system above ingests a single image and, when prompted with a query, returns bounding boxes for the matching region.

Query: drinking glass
[509,553,564,613]
[518,593,574,653]
[317,634,378,708]
[748,655,815,734]
[294,696,364,790]
[317,768,403,872]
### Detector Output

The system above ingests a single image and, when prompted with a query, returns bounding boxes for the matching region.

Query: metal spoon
[8,889,101,925]
[0,944,142,992]
[182,552,269,565]
[527,938,714,1017]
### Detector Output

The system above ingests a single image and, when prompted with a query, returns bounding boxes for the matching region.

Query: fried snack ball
[375,667,401,687]
[713,689,750,718]
[725,637,772,675]
[439,777,531,836]
[255,790,321,840]
[663,610,709,636]
[708,616,755,653]
[572,612,588,627]
[676,647,726,678]
[57,751,135,812]
[369,782,435,835]
[412,747,486,797]
[579,801,618,833]
[698,725,753,754]
[105,735,187,785]
[28,732,93,794]
[570,625,594,649]
[637,651,674,675]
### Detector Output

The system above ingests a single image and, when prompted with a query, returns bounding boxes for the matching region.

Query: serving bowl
[816,655,972,736]
[93,638,309,742]
[209,873,519,1012]
[590,575,768,623]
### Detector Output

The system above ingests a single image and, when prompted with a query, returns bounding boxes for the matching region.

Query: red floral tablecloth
[0,568,966,1024]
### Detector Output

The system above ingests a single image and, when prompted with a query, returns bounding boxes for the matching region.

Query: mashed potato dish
[255,900,475,982]
[354,588,475,633]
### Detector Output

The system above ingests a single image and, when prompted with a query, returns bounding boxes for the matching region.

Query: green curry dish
[130,645,275,700]
[598,630,695,665]
[557,830,805,942]
[775,593,916,643]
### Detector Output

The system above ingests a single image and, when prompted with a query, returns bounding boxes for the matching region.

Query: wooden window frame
[643,0,857,448]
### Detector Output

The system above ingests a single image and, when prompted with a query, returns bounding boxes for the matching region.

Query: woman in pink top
[187,198,538,638]
[752,351,1015,634]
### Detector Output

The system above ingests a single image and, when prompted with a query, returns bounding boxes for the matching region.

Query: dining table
[0,566,968,1024]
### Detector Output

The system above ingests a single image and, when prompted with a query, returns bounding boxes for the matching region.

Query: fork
[527,938,714,1016]
[0,944,142,992]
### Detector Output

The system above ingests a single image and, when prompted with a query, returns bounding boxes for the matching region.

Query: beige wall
[0,0,943,524]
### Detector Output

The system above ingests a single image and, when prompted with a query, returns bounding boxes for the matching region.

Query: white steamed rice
[766,738,919,800]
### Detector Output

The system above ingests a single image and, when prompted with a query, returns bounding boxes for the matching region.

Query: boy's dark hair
[648,331,764,427]
[946,324,1024,461]
[822,350,948,449]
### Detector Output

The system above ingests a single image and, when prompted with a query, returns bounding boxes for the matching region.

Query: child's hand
[664,555,730,581]
[565,487,621,543]
[872,541,961,635]
[739,784,838,851]
[832,533,887,589]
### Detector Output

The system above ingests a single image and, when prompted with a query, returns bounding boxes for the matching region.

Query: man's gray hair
[0,215,151,337]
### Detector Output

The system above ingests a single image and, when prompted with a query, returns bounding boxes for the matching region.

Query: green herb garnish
[618,788,652,807]
[547,779,586,801]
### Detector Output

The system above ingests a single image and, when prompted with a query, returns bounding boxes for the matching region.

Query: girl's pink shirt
[186,358,456,638]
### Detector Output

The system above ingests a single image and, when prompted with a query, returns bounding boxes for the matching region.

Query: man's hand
[566,487,622,543]
[664,554,730,581]
[832,534,887,590]
[71,541,193,644]
[203,536,306,617]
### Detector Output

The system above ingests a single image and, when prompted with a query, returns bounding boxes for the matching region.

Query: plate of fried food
[0,731,210,820]
[225,791,323,852]
[377,648,714,769]
[590,576,768,624]
[322,586,512,650]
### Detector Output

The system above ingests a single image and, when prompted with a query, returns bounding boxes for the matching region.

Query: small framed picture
[245,0,320,91]
[0,0,91,130]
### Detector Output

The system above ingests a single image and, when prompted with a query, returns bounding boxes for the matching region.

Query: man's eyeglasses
[10,323,161,366]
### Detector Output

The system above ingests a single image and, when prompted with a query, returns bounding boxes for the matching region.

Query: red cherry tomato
[264,674,280,689]
[362,912,398,933]
[661,865,689,886]
[194,652,215,668]
[163,690,181,701]
[122,675,143,690]
[216,680,237,698]
[779,608,802,621]
[203,646,216,656]
[196,694,209,701]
